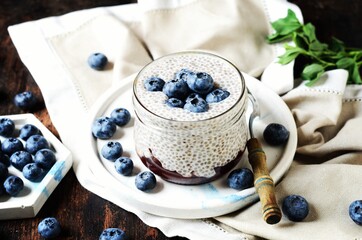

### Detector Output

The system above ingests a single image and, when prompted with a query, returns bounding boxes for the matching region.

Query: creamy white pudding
[133,51,248,185]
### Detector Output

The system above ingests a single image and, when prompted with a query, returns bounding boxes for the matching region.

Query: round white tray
[85,73,297,219]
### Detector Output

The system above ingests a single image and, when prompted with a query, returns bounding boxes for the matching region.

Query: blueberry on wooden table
[282,194,309,221]
[38,217,61,239]
[349,200,362,225]
[14,91,37,110]
[99,228,128,240]
[88,52,108,70]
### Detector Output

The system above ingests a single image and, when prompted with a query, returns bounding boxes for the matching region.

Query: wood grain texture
[0,0,361,239]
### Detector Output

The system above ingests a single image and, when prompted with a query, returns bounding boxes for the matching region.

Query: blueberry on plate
[0,162,9,182]
[88,52,108,70]
[10,151,33,171]
[99,228,127,240]
[184,96,208,113]
[101,141,123,161]
[186,71,214,94]
[165,98,184,108]
[0,152,10,167]
[3,175,24,196]
[114,157,133,176]
[162,78,190,99]
[25,134,50,154]
[206,88,230,103]
[175,68,194,81]
[227,168,254,190]
[34,149,56,169]
[1,138,24,156]
[0,117,15,137]
[19,124,41,140]
[92,117,117,140]
[282,194,309,222]
[144,77,165,92]
[349,200,362,225]
[263,123,290,146]
[14,91,37,110]
[110,108,131,126]
[135,171,157,191]
[23,163,45,182]
[38,217,61,239]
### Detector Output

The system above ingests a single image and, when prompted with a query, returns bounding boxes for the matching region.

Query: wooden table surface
[0,0,360,239]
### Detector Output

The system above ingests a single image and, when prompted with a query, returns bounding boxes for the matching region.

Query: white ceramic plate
[0,114,73,220]
[85,73,297,219]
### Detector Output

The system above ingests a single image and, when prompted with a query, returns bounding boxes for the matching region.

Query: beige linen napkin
[9,0,362,239]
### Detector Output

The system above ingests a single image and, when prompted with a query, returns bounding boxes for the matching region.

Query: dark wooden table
[0,0,360,239]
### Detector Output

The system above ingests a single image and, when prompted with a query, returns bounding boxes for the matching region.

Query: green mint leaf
[336,57,355,69]
[278,45,304,65]
[301,63,325,81]
[267,9,302,43]
[293,33,309,50]
[351,64,362,84]
[302,23,317,43]
[330,37,345,52]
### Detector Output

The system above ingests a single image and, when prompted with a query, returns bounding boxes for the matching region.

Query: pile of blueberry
[0,117,57,197]
[92,108,157,192]
[144,69,230,113]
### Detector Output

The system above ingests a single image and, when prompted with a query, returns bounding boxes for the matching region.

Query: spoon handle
[247,137,282,225]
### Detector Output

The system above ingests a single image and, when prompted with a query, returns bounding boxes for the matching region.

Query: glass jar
[133,51,248,185]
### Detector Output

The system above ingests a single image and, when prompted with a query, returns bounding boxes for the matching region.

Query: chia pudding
[133,51,248,185]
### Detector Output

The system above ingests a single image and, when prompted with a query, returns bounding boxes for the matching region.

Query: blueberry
[10,151,33,171]
[183,96,208,113]
[88,52,108,70]
[349,200,362,225]
[0,162,9,182]
[282,194,309,222]
[114,157,133,176]
[19,124,41,140]
[263,123,290,146]
[34,149,56,169]
[165,98,184,108]
[206,88,230,103]
[162,79,190,99]
[14,91,37,110]
[110,108,131,126]
[1,138,24,156]
[227,168,254,190]
[38,217,61,239]
[0,118,15,137]
[92,117,117,140]
[23,163,45,182]
[25,135,50,154]
[135,171,157,191]
[101,142,123,161]
[175,69,194,81]
[144,77,165,92]
[3,175,24,196]
[186,72,214,94]
[0,152,10,167]
[99,228,127,240]
[185,93,203,103]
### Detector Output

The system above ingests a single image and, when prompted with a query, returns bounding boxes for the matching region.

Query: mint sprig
[267,9,362,86]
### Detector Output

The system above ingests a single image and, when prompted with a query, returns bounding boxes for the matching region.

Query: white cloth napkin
[8,0,362,239]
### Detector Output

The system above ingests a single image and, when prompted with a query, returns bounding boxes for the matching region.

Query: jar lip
[133,50,246,123]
